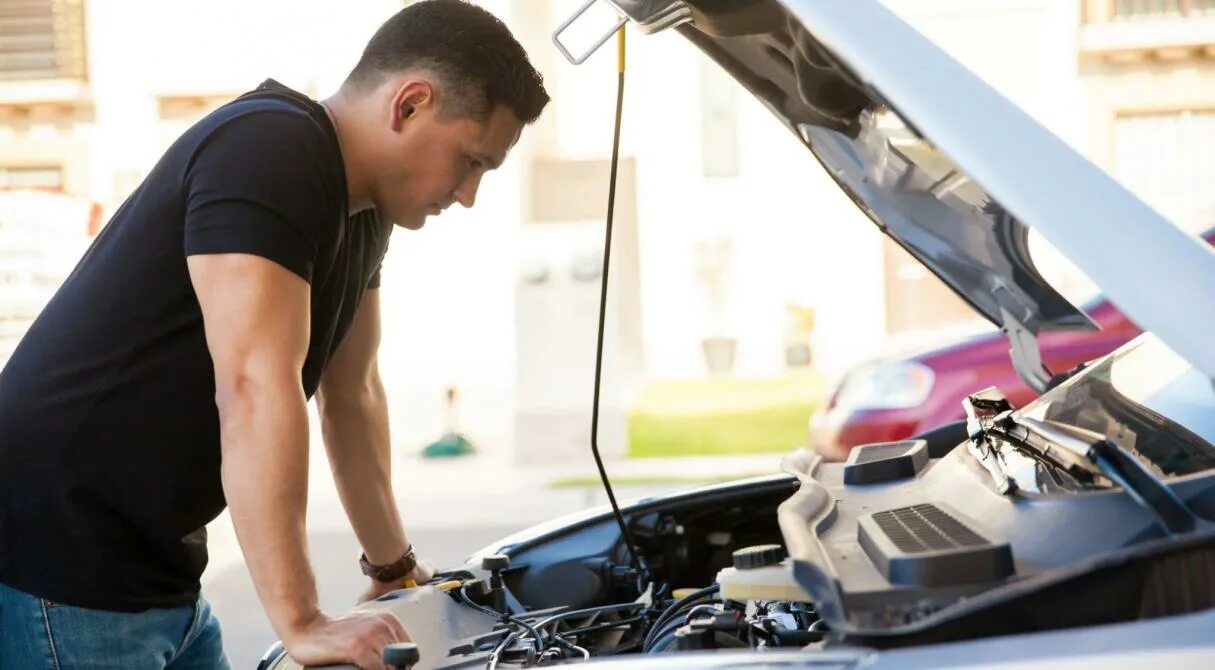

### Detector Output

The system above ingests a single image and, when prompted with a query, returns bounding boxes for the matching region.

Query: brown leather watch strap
[359,545,417,583]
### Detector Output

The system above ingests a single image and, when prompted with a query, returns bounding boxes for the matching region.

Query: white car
[261,1,1215,668]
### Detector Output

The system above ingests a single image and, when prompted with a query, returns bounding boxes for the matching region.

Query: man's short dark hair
[346,0,550,124]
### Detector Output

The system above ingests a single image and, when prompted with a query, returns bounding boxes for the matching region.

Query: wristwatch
[359,545,418,583]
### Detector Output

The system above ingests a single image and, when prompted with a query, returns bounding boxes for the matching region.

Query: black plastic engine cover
[858,503,1014,587]
[844,440,929,485]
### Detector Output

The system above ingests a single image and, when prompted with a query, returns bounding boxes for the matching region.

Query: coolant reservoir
[716,545,813,603]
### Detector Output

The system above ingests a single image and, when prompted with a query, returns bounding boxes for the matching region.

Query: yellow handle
[617,21,626,73]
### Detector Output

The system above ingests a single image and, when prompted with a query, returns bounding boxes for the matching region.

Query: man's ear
[390,79,434,131]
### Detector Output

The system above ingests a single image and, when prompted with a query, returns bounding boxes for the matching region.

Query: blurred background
[1,0,1213,665]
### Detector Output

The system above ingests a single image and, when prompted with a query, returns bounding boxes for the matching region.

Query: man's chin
[394,214,427,230]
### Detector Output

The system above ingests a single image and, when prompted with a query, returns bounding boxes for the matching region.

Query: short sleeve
[183,109,338,284]
[367,265,382,290]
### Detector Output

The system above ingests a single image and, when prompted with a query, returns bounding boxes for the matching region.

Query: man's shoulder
[178,83,342,200]
[181,80,332,159]
[204,96,327,144]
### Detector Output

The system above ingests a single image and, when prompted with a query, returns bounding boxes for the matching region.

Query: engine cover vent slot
[844,439,928,485]
[858,503,1014,587]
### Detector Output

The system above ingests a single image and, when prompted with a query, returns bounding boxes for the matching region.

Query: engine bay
[261,417,1215,669]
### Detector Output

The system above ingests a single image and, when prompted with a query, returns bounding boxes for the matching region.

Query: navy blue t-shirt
[0,79,391,611]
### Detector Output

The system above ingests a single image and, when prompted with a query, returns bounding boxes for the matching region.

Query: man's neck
[319,92,374,214]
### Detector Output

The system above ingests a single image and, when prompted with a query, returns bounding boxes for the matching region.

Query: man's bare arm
[189,254,406,669]
[318,289,426,594]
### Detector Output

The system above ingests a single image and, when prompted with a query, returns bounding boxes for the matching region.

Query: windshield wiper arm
[964,387,1201,536]
[1009,415,1199,535]
[963,387,1024,495]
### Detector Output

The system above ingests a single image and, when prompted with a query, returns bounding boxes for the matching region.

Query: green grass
[627,375,823,458]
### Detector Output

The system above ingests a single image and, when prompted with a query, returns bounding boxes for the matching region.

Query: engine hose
[647,604,716,643]
[645,597,718,649]
[534,602,646,632]
[644,604,729,654]
[559,615,647,638]
[486,631,518,670]
[550,635,591,661]
[647,627,683,653]
[652,584,720,629]
[648,624,748,654]
[642,584,721,651]
[646,618,690,653]
[457,584,545,654]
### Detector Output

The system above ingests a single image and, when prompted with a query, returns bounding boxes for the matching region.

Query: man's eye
[470,158,483,169]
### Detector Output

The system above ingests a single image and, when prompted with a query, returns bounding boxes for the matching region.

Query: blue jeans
[0,582,231,669]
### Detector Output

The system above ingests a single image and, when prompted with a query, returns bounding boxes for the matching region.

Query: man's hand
[357,560,436,604]
[284,610,410,670]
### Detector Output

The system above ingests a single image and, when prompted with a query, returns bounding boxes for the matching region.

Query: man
[0,1,548,668]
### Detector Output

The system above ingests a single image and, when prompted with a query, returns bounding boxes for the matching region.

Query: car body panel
[260,1,1215,667]
[568,606,1215,668]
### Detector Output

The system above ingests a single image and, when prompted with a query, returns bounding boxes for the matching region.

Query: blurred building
[0,0,1211,460]
[1079,0,1215,232]
[0,190,94,360]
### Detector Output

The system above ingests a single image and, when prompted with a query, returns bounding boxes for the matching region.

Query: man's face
[371,81,524,230]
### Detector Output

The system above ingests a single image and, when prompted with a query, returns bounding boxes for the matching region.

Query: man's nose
[453,171,483,209]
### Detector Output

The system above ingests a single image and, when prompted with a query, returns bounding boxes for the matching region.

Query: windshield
[1018,333,1215,478]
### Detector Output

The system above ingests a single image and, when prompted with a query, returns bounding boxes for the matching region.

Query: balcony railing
[0,0,86,82]
[1082,0,1215,60]
[1113,0,1215,20]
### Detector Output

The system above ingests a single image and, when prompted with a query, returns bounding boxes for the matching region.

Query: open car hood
[597,0,1215,383]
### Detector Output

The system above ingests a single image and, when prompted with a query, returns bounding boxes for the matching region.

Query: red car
[810,228,1215,461]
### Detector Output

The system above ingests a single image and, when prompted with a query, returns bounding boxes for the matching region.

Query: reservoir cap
[732,544,787,570]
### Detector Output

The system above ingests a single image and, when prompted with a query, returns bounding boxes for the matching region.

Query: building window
[0,166,62,190]
[0,0,87,81]
[1112,0,1215,20]
[1114,110,1215,232]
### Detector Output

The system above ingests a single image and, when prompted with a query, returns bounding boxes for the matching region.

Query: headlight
[831,361,935,411]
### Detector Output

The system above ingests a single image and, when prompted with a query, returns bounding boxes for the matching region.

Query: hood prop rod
[590,23,649,582]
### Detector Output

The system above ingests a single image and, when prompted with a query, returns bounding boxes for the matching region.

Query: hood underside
[658,0,1096,336]
[602,0,1215,384]
[680,0,1098,335]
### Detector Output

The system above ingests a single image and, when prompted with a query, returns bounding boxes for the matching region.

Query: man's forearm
[219,376,320,639]
[319,376,410,565]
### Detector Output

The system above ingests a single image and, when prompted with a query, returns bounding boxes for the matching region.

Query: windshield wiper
[963,387,1202,536]
[964,387,1105,493]
[963,387,1032,495]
